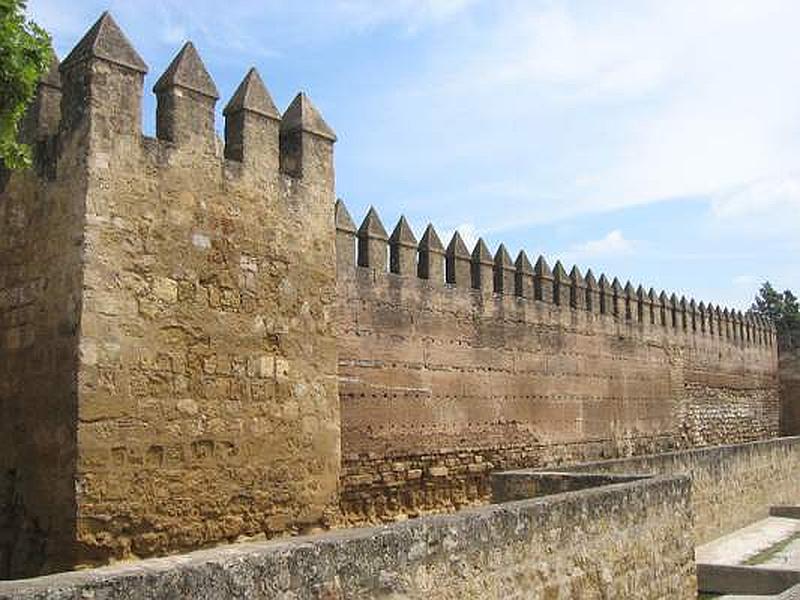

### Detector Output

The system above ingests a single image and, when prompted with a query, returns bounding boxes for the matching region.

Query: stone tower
[0,12,340,577]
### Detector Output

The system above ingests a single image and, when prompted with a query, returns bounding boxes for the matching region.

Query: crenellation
[357,207,389,272]
[679,296,688,331]
[278,92,336,179]
[648,288,659,325]
[585,269,600,314]
[223,67,280,168]
[20,55,61,145]
[611,277,624,318]
[624,281,637,321]
[335,199,357,273]
[471,238,494,292]
[418,224,445,283]
[445,232,471,288]
[599,274,612,315]
[389,216,417,276]
[533,256,553,303]
[493,244,515,295]
[153,42,219,149]
[514,250,535,299]
[569,266,586,310]
[552,260,570,306]
[0,10,784,582]
[636,285,648,324]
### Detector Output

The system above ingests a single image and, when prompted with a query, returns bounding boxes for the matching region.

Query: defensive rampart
[1,13,339,577]
[0,9,782,580]
[335,201,779,523]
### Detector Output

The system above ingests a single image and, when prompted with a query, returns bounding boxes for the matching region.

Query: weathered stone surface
[571,436,800,544]
[0,473,695,600]
[336,221,779,523]
[1,11,339,578]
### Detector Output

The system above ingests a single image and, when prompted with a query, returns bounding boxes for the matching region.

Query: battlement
[21,12,334,185]
[335,200,776,351]
[0,10,783,579]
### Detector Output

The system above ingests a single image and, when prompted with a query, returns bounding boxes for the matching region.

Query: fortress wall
[335,202,779,524]
[0,55,82,577]
[1,14,340,575]
[780,348,800,435]
[0,474,696,600]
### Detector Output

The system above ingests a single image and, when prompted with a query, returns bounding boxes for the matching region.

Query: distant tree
[0,0,52,169]
[751,281,800,351]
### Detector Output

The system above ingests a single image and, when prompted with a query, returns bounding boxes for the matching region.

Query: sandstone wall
[0,473,696,599]
[0,51,82,578]
[1,14,340,576]
[335,202,779,524]
[780,349,800,435]
[570,435,800,544]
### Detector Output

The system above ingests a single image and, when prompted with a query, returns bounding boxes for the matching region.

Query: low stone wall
[569,435,800,544]
[0,474,695,599]
[490,470,647,503]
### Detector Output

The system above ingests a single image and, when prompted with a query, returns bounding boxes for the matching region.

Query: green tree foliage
[751,281,800,351]
[0,0,52,169]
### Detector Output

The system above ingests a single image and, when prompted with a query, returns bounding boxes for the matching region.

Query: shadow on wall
[781,349,800,435]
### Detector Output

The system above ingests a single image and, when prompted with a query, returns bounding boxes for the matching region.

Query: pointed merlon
[612,277,623,294]
[637,284,647,300]
[154,42,218,98]
[335,199,356,234]
[419,224,444,253]
[624,281,635,296]
[472,238,493,264]
[390,216,418,247]
[534,256,553,278]
[670,293,679,305]
[358,206,389,240]
[281,92,336,141]
[447,231,470,258]
[61,11,147,74]
[224,67,279,119]
[515,250,534,274]
[41,54,61,89]
[660,291,670,305]
[649,288,658,303]
[552,261,569,282]
[570,265,584,285]
[585,269,598,289]
[495,244,513,268]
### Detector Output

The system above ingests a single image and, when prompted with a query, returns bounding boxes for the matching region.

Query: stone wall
[335,202,779,524]
[0,46,82,578]
[0,473,696,599]
[569,435,800,544]
[780,349,800,435]
[0,13,340,577]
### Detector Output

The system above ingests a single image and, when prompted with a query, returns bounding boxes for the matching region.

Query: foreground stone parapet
[0,473,695,600]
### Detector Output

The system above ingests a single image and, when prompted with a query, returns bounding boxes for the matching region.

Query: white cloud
[560,230,636,265]
[733,275,757,286]
[711,175,800,235]
[358,0,800,235]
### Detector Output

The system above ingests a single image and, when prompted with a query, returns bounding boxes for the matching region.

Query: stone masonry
[0,13,339,578]
[0,10,782,580]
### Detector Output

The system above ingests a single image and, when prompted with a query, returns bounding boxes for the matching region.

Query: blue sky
[30,0,800,309]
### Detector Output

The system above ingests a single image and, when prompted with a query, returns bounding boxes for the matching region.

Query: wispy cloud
[560,230,636,265]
